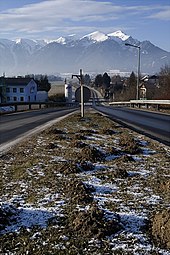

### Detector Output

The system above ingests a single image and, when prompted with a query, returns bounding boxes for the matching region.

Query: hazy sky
[0,0,170,51]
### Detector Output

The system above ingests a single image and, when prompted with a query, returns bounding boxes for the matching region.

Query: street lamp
[125,43,141,100]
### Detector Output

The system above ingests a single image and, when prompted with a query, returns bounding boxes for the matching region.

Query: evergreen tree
[83,74,91,86]
[125,71,137,100]
[94,74,103,87]
[103,72,111,88]
[36,75,51,92]
[102,72,111,99]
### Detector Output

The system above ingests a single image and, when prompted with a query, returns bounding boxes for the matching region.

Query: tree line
[84,64,170,101]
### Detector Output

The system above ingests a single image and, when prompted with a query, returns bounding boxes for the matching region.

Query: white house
[0,77,38,103]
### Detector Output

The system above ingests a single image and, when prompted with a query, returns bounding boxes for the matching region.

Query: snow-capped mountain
[0,31,169,76]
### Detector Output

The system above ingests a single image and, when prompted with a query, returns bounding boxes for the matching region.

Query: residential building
[0,77,38,103]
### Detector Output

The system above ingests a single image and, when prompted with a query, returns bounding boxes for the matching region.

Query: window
[7,97,10,101]
[20,88,24,93]
[13,97,17,101]
[6,88,10,93]
[30,86,35,93]
[20,97,24,101]
[13,88,17,93]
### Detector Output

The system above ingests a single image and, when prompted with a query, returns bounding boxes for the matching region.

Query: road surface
[0,107,77,151]
[1,103,169,153]
[94,105,170,146]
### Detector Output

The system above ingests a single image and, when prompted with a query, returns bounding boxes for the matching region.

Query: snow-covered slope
[15,38,43,53]
[108,30,130,41]
[81,31,108,42]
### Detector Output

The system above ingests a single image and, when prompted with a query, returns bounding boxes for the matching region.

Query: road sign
[75,86,91,103]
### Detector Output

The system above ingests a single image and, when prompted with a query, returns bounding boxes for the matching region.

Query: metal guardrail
[130,100,170,104]
[109,100,170,110]
[0,101,77,113]
[109,101,131,105]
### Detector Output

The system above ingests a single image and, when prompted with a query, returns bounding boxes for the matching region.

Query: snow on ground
[0,106,15,113]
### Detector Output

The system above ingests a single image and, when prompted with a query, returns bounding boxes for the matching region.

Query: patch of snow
[119,212,147,234]
[0,106,15,113]
[50,156,67,162]
[146,195,162,204]
[0,204,57,235]
[105,154,120,161]
[108,30,130,41]
[93,183,117,194]
[56,37,66,44]
[128,169,150,177]
[130,155,142,161]
[45,38,65,44]
[142,148,156,155]
[81,31,108,42]
[16,38,21,44]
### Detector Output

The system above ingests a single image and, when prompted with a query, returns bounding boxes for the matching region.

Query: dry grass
[0,109,169,254]
[48,83,65,96]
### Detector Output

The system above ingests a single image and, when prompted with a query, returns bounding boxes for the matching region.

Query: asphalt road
[1,104,169,152]
[0,107,77,150]
[94,105,170,146]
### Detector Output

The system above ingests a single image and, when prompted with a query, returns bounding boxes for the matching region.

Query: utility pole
[72,69,84,117]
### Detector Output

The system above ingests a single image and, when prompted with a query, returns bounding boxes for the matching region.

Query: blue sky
[0,0,170,51]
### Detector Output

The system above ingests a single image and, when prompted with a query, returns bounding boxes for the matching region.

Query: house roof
[0,77,34,87]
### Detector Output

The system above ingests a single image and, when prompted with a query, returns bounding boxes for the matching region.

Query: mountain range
[0,30,169,76]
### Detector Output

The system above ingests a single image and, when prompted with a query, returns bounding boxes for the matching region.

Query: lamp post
[125,43,141,100]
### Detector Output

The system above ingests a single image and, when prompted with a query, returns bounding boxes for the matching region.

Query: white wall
[37,91,48,102]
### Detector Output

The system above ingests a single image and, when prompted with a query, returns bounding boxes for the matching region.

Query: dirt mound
[115,154,135,163]
[74,133,87,140]
[44,128,68,140]
[58,162,81,174]
[46,142,58,149]
[70,140,88,148]
[78,161,95,171]
[158,180,170,194]
[78,145,105,162]
[100,128,116,135]
[151,179,170,200]
[150,209,170,249]
[119,134,141,154]
[107,146,120,156]
[45,128,66,135]
[112,168,129,178]
[69,203,121,238]
[96,168,128,180]
[63,178,94,204]
[79,129,98,135]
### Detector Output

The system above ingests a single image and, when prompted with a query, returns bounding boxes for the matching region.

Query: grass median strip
[0,109,169,254]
